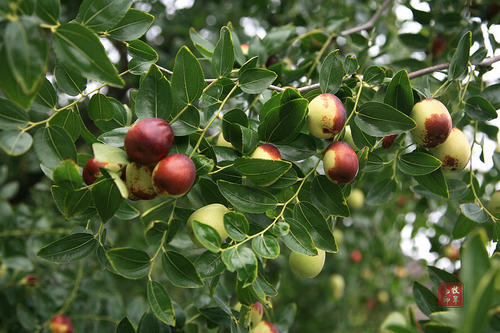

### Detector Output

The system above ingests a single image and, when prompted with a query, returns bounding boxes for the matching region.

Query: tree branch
[340,0,393,36]
[407,54,500,78]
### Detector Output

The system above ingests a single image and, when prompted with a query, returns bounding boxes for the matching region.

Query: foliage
[0,0,499,332]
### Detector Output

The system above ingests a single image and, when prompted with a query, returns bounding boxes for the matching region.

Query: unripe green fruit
[216,133,233,148]
[307,93,346,139]
[430,127,470,171]
[250,321,279,333]
[377,290,389,303]
[410,99,452,147]
[347,188,364,210]
[126,162,156,200]
[289,249,325,278]
[250,144,282,160]
[380,312,406,333]
[487,190,500,217]
[187,204,229,245]
[329,274,345,300]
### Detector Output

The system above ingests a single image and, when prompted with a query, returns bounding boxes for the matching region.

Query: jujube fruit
[410,99,452,148]
[124,118,174,165]
[289,249,325,278]
[250,144,282,160]
[152,154,196,197]
[250,321,279,333]
[323,141,358,184]
[430,127,470,171]
[82,158,121,185]
[50,315,73,333]
[187,203,229,245]
[307,93,346,139]
[126,162,156,200]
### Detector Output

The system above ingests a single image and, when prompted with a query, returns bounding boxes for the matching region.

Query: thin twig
[408,54,500,79]
[340,0,393,36]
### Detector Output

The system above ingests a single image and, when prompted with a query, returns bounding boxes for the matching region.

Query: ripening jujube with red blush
[82,158,121,185]
[50,315,73,333]
[152,153,196,197]
[124,118,174,165]
[125,162,157,200]
[323,142,359,184]
[430,127,471,171]
[410,99,452,148]
[307,93,346,139]
[250,144,282,160]
[250,321,279,333]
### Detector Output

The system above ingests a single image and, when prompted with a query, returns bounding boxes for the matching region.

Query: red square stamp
[438,283,464,308]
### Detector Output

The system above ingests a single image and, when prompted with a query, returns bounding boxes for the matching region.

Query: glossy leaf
[54,65,87,96]
[91,177,123,222]
[221,246,258,284]
[76,0,132,31]
[88,93,114,121]
[0,130,33,156]
[147,281,175,326]
[108,9,154,41]
[459,203,490,223]
[366,178,397,205]
[53,22,124,87]
[212,26,234,77]
[34,126,77,170]
[310,176,349,217]
[161,251,204,288]
[414,169,449,199]
[171,46,205,106]
[384,70,414,115]
[217,180,278,213]
[281,218,317,256]
[35,0,60,24]
[320,49,344,94]
[115,317,135,333]
[223,211,249,241]
[239,68,277,94]
[192,221,222,253]
[355,102,416,137]
[294,202,337,252]
[135,65,172,120]
[397,152,442,176]
[38,233,96,263]
[252,235,280,259]
[413,281,439,316]
[464,96,497,121]
[106,247,150,279]
[448,31,471,79]
[234,158,291,186]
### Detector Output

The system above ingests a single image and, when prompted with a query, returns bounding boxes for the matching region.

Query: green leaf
[108,9,154,41]
[482,83,500,109]
[384,70,414,115]
[37,233,97,263]
[217,180,278,213]
[53,22,124,87]
[161,251,204,288]
[192,221,222,253]
[414,169,449,199]
[258,97,308,144]
[221,246,258,284]
[127,40,158,75]
[189,27,215,57]
[412,281,440,316]
[459,203,490,223]
[34,126,77,170]
[88,93,114,121]
[33,78,57,111]
[397,152,442,176]
[137,312,159,333]
[239,68,277,94]
[0,98,29,129]
[294,202,337,253]
[53,159,82,187]
[281,217,317,256]
[115,317,135,333]
[319,49,344,94]
[223,211,249,242]
[310,176,349,217]
[234,158,291,186]
[171,46,205,106]
[0,46,38,109]
[366,178,397,205]
[355,102,416,136]
[51,186,92,219]
[399,33,429,50]
[252,235,280,259]
[92,177,123,222]
[461,230,490,296]
[35,0,60,24]
[194,251,225,278]
[147,281,175,326]
[135,65,172,120]
[106,247,150,279]
[344,55,359,74]
[464,96,497,121]
[192,154,214,175]
[92,143,128,166]
[0,130,32,156]
[428,266,460,289]
[228,23,245,66]
[363,66,385,85]
[50,107,83,142]
[5,17,48,94]
[115,201,140,220]
[76,0,132,31]
[212,26,234,77]
[448,31,471,79]
[54,65,87,96]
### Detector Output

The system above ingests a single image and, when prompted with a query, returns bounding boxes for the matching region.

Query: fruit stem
[431,79,451,98]
[189,83,239,158]
[223,158,321,251]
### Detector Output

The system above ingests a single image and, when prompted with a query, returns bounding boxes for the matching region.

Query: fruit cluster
[83,118,196,200]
